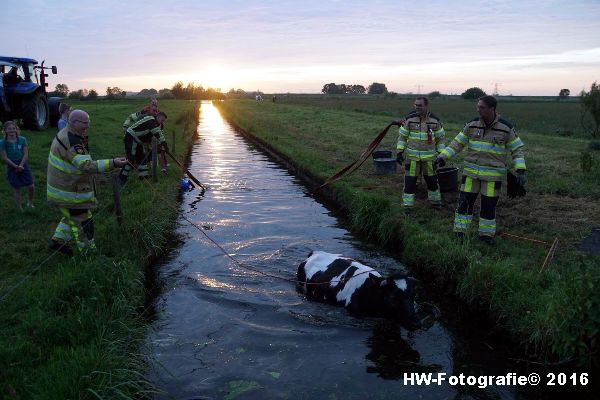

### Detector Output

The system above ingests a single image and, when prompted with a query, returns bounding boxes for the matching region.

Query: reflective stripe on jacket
[47,126,115,209]
[123,111,144,129]
[125,115,166,144]
[440,115,526,181]
[397,111,445,161]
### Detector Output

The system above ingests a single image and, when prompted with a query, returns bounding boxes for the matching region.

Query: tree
[139,88,158,96]
[558,88,570,100]
[428,91,442,99]
[580,81,600,138]
[349,85,366,95]
[158,88,173,99]
[171,81,185,99]
[106,86,124,99]
[68,89,88,99]
[461,87,486,99]
[54,83,69,97]
[86,89,98,100]
[367,82,388,95]
[322,83,343,94]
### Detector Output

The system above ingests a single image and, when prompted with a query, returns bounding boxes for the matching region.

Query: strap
[54,134,69,151]
[315,123,394,192]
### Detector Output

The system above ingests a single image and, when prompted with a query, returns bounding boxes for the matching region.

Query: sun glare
[200,101,225,135]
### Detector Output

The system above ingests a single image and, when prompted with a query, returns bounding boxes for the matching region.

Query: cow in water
[297,251,421,330]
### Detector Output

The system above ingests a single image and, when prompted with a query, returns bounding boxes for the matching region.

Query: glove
[396,151,404,164]
[433,155,446,169]
[516,170,526,187]
[392,119,405,126]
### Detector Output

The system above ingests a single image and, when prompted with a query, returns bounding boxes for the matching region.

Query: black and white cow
[297,251,421,330]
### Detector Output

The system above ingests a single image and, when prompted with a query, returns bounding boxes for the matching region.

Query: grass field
[0,99,199,399]
[215,98,600,367]
[273,94,592,137]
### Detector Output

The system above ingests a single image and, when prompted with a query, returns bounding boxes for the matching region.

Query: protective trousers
[119,134,150,183]
[403,160,441,207]
[454,177,500,237]
[51,208,97,253]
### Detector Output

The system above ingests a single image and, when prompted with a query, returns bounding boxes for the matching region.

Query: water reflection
[366,322,442,379]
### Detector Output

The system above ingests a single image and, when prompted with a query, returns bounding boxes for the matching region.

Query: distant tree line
[170,82,226,100]
[321,82,389,95]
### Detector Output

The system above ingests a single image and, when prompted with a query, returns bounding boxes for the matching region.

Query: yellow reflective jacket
[440,114,526,181]
[47,126,116,209]
[397,111,445,161]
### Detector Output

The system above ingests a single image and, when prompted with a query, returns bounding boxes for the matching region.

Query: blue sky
[1,0,599,95]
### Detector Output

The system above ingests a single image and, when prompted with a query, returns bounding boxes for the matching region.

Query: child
[57,102,71,131]
[0,121,35,210]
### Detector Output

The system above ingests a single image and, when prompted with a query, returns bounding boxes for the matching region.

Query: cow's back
[298,251,380,307]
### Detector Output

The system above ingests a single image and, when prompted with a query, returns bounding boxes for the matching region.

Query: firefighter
[122,98,159,133]
[122,99,168,172]
[395,96,446,208]
[47,109,127,255]
[119,111,168,184]
[434,95,526,245]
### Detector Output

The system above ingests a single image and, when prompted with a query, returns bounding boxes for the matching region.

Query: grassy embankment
[0,99,199,399]
[215,97,600,366]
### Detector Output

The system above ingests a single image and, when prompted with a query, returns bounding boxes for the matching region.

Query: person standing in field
[435,95,526,245]
[47,109,128,255]
[0,121,35,210]
[395,96,446,208]
[119,111,168,184]
[57,103,71,131]
[122,98,169,172]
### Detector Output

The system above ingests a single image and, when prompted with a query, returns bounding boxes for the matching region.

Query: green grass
[273,94,593,137]
[0,99,199,399]
[215,99,600,367]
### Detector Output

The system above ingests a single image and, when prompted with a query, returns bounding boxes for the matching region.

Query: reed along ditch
[144,102,589,399]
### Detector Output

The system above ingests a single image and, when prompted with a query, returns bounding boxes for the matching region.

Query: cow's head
[379,275,421,331]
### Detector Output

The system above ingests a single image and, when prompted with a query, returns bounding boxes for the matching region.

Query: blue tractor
[0,56,62,130]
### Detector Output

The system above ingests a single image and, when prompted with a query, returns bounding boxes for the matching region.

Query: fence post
[112,175,123,225]
[151,136,158,182]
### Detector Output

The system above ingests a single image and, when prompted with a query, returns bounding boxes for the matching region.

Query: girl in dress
[0,121,35,210]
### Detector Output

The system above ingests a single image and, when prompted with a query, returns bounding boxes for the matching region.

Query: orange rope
[539,238,559,274]
[499,231,559,273]
[499,232,549,245]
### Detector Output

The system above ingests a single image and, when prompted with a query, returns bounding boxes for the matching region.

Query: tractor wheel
[48,97,63,127]
[22,91,49,130]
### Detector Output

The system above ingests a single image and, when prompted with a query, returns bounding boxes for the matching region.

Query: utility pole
[416,84,423,94]
[492,82,502,96]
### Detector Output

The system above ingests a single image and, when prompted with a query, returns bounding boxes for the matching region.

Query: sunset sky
[1,0,599,96]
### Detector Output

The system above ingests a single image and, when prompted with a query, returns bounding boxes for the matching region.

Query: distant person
[122,99,159,133]
[119,111,168,184]
[435,95,526,245]
[47,109,128,255]
[57,102,71,131]
[272,95,276,102]
[0,121,35,210]
[122,98,168,172]
[395,96,445,208]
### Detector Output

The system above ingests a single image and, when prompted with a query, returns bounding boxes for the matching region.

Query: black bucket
[436,166,459,192]
[372,150,397,175]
